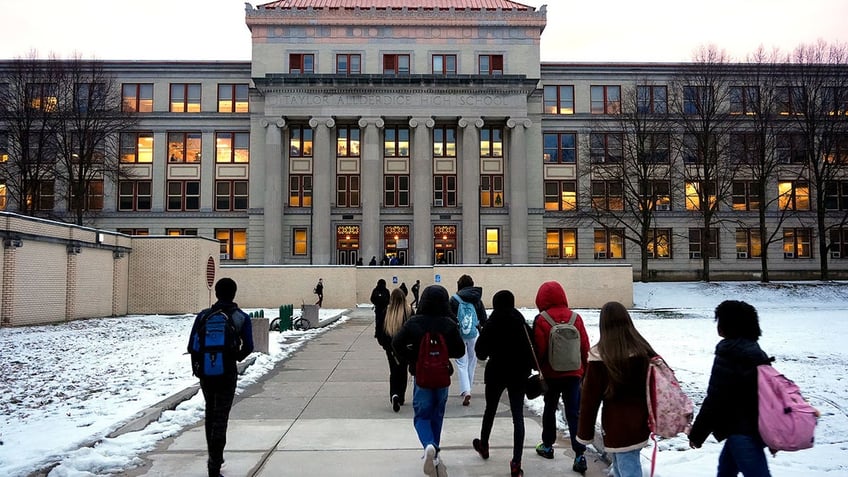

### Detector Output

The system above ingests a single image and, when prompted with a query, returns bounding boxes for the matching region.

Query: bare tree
[783,40,848,280]
[669,45,741,282]
[579,80,675,281]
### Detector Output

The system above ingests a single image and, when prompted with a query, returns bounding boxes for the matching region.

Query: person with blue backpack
[187,277,254,477]
[449,274,488,406]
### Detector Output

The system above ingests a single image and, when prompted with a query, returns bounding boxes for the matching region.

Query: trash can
[301,304,320,329]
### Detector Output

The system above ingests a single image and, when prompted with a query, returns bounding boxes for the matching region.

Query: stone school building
[1,0,847,281]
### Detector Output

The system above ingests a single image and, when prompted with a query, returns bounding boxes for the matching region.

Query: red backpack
[415,331,452,389]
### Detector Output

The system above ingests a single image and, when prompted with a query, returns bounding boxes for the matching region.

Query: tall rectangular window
[732,181,760,211]
[26,83,57,111]
[217,84,249,113]
[824,180,848,210]
[29,179,54,211]
[336,175,360,207]
[776,133,807,164]
[685,181,717,211]
[166,181,200,211]
[544,85,575,115]
[637,85,667,114]
[777,86,804,115]
[337,126,360,157]
[778,181,810,210]
[216,229,247,261]
[485,228,500,255]
[647,228,672,259]
[683,86,712,115]
[169,83,201,113]
[215,180,248,211]
[735,228,761,259]
[290,126,313,157]
[120,132,154,163]
[122,83,153,112]
[433,127,456,157]
[384,175,410,207]
[543,132,576,163]
[589,133,623,163]
[433,175,457,207]
[289,175,312,207]
[480,175,504,208]
[594,228,625,259]
[293,228,308,256]
[783,228,812,258]
[480,128,503,158]
[590,85,621,114]
[74,82,105,113]
[432,54,457,75]
[0,183,6,210]
[729,132,760,164]
[730,86,759,115]
[215,132,249,163]
[117,181,152,211]
[546,229,577,259]
[829,228,848,259]
[544,181,577,211]
[290,54,314,74]
[690,228,719,259]
[591,181,624,211]
[384,127,410,157]
[383,54,410,75]
[642,180,671,211]
[336,54,361,74]
[167,132,202,163]
[70,180,103,211]
[479,54,503,75]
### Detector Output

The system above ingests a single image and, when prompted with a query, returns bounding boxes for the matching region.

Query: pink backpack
[647,356,694,438]
[757,364,817,452]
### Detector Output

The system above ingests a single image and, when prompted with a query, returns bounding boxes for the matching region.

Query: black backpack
[190,309,240,377]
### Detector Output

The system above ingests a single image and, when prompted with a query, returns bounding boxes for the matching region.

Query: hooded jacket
[475,290,535,385]
[532,281,590,379]
[392,285,465,376]
[371,279,391,344]
[689,337,770,446]
[449,285,488,332]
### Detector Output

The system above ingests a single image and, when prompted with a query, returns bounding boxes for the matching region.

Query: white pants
[455,336,478,396]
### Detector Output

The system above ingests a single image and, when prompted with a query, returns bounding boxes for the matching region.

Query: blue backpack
[191,309,240,377]
[453,294,478,339]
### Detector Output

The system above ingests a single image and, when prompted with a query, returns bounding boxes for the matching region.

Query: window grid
[70,180,104,211]
[337,127,361,157]
[593,228,625,259]
[544,180,577,211]
[289,175,313,207]
[166,181,200,211]
[590,85,621,114]
[480,128,503,158]
[433,127,457,158]
[290,54,315,74]
[384,127,410,157]
[215,180,248,211]
[730,86,759,115]
[383,54,410,75]
[336,175,361,207]
[117,181,152,211]
[732,181,760,211]
[636,85,667,114]
[543,85,575,115]
[590,133,623,163]
[169,83,201,113]
[216,229,247,260]
[433,175,457,207]
[783,228,812,258]
[824,180,848,210]
[480,175,504,208]
[485,227,500,255]
[215,132,249,163]
[591,181,624,211]
[546,229,577,259]
[120,132,153,163]
[543,132,576,163]
[735,228,761,259]
[290,126,313,157]
[336,54,361,75]
[479,55,504,75]
[690,227,720,259]
[293,228,308,256]
[122,83,153,113]
[647,228,672,259]
[432,54,457,75]
[384,174,410,207]
[167,132,202,163]
[777,181,810,210]
[217,84,249,113]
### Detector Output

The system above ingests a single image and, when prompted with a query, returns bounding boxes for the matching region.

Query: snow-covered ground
[1,282,847,476]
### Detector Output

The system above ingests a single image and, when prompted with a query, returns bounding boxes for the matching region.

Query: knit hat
[492,289,515,312]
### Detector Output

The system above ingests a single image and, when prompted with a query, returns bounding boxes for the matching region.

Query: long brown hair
[597,301,656,391]
[384,288,411,337]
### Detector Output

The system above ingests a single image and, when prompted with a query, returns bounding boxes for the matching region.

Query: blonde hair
[385,288,412,337]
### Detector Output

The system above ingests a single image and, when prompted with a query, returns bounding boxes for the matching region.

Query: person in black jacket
[689,300,772,477]
[472,290,535,477]
[371,279,391,344]
[187,278,254,477]
[392,285,465,477]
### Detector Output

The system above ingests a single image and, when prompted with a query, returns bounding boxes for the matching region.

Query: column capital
[409,117,435,129]
[260,117,286,129]
[458,117,484,129]
[309,117,336,129]
[358,117,385,129]
[506,117,532,129]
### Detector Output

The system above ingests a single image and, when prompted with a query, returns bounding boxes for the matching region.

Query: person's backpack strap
[540,310,575,326]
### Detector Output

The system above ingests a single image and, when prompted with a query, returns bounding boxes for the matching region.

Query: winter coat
[577,347,654,452]
[532,281,590,379]
[475,307,535,386]
[187,300,254,377]
[689,337,770,446]
[371,282,391,344]
[449,286,488,332]
[392,285,465,376]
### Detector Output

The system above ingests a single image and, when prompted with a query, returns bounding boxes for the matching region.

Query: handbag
[522,322,547,399]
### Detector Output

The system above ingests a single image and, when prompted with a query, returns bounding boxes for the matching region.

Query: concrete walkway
[125,307,609,477]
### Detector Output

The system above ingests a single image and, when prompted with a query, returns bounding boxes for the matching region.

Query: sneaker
[423,444,437,476]
[462,394,471,406]
[535,442,554,459]
[392,394,401,413]
[573,454,588,474]
[510,459,524,477]
[472,438,489,459]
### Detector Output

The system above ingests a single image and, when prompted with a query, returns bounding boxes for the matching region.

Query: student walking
[393,285,465,477]
[411,280,421,309]
[449,274,487,406]
[688,300,773,477]
[314,278,324,307]
[577,301,658,477]
[376,288,413,412]
[472,290,535,477]
[187,278,254,477]
[532,280,590,473]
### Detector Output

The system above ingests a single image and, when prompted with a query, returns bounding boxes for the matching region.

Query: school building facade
[1,0,847,280]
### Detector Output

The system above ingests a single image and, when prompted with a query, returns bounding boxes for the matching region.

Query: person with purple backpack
[688,300,772,477]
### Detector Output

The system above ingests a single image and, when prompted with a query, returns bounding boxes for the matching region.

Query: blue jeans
[541,376,586,455]
[717,434,771,477]
[611,449,642,477]
[412,382,449,449]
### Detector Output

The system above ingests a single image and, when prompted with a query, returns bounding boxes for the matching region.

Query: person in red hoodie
[531,280,591,474]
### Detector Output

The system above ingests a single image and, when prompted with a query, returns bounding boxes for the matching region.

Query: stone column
[358,117,385,265]
[459,117,483,264]
[309,117,335,264]
[262,117,285,264]
[409,116,434,266]
[507,117,532,264]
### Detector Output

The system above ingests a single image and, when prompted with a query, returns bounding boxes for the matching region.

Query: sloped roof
[257,0,534,10]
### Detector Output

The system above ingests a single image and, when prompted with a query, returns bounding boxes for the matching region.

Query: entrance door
[336,225,360,265]
[384,225,409,265]
[434,225,457,264]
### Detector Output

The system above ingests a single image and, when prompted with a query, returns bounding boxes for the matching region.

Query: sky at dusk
[0,0,847,63]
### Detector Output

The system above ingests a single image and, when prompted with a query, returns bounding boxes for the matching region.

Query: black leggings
[480,379,526,463]
[384,348,408,402]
